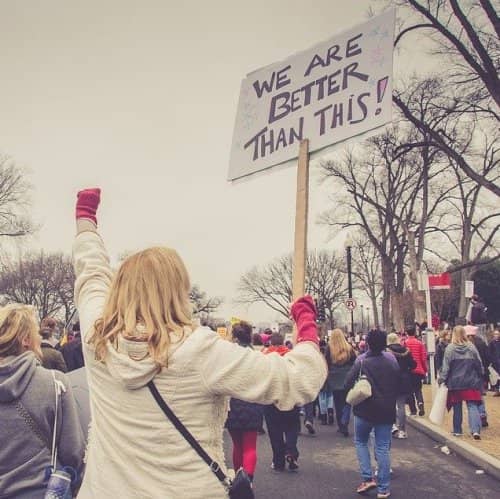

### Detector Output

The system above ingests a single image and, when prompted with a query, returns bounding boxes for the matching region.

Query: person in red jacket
[405,326,428,416]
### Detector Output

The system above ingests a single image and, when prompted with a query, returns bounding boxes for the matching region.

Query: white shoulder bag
[346,360,372,406]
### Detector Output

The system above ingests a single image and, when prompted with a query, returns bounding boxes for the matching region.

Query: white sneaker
[391,424,398,435]
[396,431,407,439]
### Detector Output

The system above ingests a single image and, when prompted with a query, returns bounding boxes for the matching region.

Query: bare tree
[438,133,500,316]
[0,154,35,240]
[351,232,383,327]
[320,122,452,329]
[385,0,500,196]
[391,0,499,109]
[306,251,346,328]
[236,250,346,327]
[0,251,75,321]
[190,285,223,316]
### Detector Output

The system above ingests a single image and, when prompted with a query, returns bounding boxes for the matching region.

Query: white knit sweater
[73,230,327,499]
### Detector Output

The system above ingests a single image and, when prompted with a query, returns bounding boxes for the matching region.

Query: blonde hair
[0,304,41,359]
[451,326,469,345]
[328,328,354,364]
[89,246,193,369]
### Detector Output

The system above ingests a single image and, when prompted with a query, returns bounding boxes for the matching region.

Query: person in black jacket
[387,333,416,439]
[345,329,399,499]
[465,325,491,427]
[225,322,263,482]
[434,330,450,373]
[40,317,67,372]
[62,322,85,372]
[489,329,500,396]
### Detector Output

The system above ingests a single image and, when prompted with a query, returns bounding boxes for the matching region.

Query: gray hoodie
[0,352,85,499]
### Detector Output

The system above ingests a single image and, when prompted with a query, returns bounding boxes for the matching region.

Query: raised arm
[72,189,113,339]
[199,296,326,410]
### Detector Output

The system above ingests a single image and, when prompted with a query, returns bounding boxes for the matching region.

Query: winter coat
[435,340,448,373]
[325,346,356,392]
[387,344,417,395]
[226,398,264,431]
[470,300,487,324]
[41,342,68,372]
[469,336,490,379]
[489,339,500,373]
[73,229,327,499]
[62,336,85,372]
[438,343,483,391]
[0,352,85,499]
[405,337,428,376]
[345,351,400,425]
[225,343,264,432]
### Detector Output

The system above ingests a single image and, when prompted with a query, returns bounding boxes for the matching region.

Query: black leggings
[407,374,424,412]
[332,389,348,427]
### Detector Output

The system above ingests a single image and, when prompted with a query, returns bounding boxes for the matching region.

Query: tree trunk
[407,232,427,323]
[381,257,394,329]
[370,294,380,328]
[458,267,474,318]
[391,292,405,332]
[458,228,474,318]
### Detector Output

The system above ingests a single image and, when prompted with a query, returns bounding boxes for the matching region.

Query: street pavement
[225,416,500,498]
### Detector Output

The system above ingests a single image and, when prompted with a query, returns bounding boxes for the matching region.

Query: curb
[407,415,500,481]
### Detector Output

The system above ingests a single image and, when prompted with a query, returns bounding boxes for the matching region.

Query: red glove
[291,295,319,345]
[76,188,101,225]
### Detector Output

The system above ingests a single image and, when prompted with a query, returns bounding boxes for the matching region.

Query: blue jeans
[318,390,333,414]
[478,397,487,419]
[354,416,392,494]
[452,401,481,434]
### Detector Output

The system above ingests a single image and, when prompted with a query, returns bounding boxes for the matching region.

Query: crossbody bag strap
[147,381,230,488]
[49,370,67,470]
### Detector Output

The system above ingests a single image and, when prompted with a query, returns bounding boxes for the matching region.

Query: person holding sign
[72,188,326,499]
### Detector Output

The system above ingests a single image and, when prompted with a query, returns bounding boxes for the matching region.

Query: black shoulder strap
[147,381,229,487]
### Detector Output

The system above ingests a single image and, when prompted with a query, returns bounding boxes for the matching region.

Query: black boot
[418,402,425,417]
[328,408,334,425]
[320,414,327,425]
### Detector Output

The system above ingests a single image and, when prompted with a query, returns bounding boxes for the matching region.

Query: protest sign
[228,9,395,181]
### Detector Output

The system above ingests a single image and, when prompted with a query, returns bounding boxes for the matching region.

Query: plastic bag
[429,384,448,426]
[488,366,499,386]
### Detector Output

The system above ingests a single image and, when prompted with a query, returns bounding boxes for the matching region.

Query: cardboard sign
[228,9,395,181]
[217,327,228,339]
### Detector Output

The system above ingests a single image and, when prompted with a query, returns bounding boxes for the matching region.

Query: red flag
[428,273,451,290]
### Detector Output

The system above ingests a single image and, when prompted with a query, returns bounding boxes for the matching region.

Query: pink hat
[464,325,477,336]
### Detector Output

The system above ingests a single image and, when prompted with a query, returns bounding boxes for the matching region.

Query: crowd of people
[0,188,499,499]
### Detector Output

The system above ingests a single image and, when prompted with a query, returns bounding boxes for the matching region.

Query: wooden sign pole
[292,139,310,301]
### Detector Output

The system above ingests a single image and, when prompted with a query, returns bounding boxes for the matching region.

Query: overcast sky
[1,0,425,323]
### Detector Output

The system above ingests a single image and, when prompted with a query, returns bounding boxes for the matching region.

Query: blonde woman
[325,328,357,436]
[0,304,85,499]
[73,188,327,498]
[438,326,483,439]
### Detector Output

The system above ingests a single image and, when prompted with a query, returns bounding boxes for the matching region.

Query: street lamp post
[345,238,354,336]
[366,307,370,330]
[361,304,364,332]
